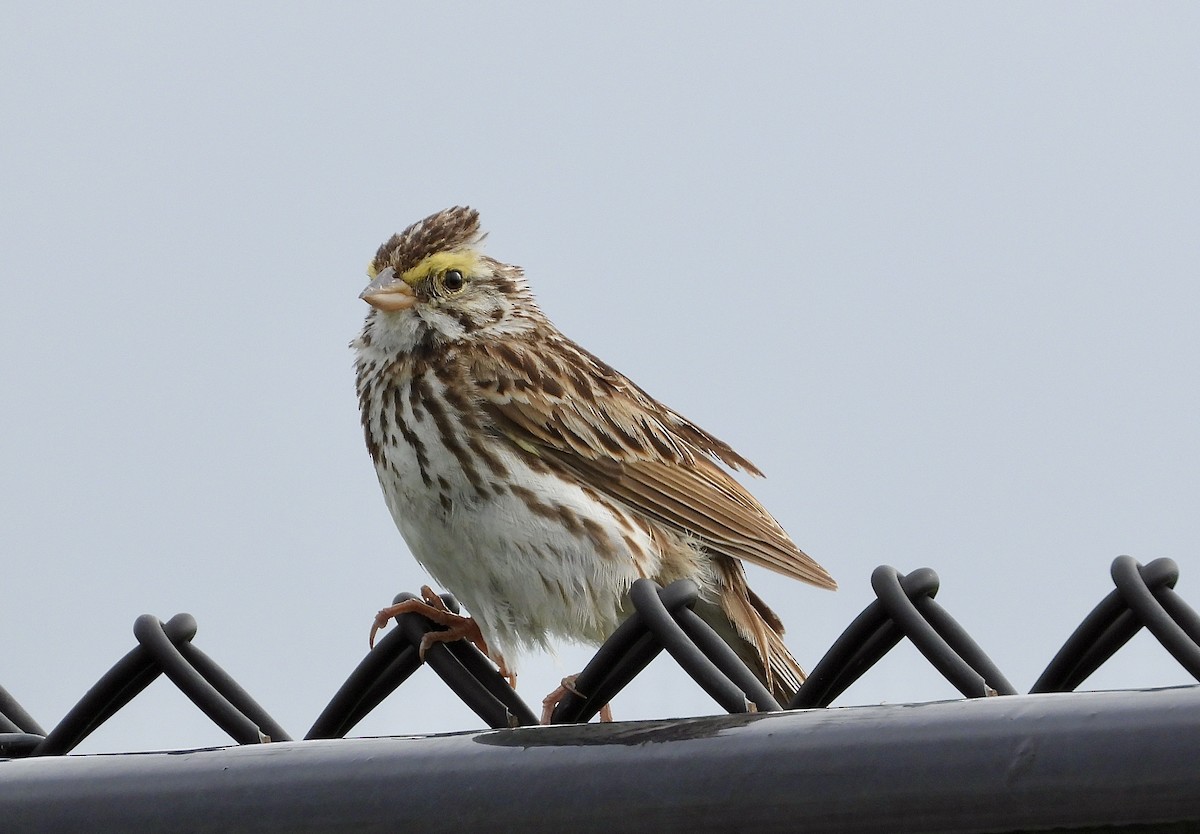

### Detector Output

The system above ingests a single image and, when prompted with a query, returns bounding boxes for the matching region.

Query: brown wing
[469,338,837,590]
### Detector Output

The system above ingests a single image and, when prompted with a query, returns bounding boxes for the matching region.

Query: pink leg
[541,674,613,724]
[369,586,516,687]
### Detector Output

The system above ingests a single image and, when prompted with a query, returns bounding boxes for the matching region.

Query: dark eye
[443,269,464,291]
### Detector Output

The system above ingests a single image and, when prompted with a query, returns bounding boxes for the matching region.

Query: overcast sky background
[3,4,1198,754]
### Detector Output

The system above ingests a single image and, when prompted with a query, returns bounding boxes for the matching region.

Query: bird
[353,206,836,717]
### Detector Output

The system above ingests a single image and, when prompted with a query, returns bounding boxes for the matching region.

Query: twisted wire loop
[310,591,538,738]
[1032,556,1200,693]
[27,614,290,758]
[7,558,1200,757]
[791,566,1016,709]
[550,579,781,724]
[0,683,45,757]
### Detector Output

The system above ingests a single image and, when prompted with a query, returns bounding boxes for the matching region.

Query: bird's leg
[493,654,517,690]
[540,674,613,724]
[369,585,488,656]
[369,586,516,687]
[421,621,518,690]
[370,585,485,652]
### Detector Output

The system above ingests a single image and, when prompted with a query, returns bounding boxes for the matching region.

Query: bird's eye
[442,269,465,292]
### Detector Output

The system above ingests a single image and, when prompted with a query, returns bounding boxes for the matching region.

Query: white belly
[372,383,657,667]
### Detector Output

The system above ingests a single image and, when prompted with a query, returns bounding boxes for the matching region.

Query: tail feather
[759,617,805,704]
[695,559,806,706]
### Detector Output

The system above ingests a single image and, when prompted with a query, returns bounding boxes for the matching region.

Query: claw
[541,674,613,724]
[366,586,515,688]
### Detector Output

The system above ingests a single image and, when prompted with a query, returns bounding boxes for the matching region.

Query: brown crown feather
[374,206,484,276]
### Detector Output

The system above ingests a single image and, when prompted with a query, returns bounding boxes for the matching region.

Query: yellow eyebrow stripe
[399,251,481,285]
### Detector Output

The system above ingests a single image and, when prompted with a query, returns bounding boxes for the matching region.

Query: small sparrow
[354,207,835,714]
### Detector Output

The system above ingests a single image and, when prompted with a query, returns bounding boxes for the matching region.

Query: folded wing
[470,338,837,590]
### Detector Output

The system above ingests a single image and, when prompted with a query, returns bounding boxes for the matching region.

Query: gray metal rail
[3,685,1198,833]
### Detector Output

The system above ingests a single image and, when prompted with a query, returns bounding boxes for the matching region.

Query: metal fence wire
[2,555,1199,758]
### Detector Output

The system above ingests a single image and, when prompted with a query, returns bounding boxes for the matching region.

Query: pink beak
[360,267,416,311]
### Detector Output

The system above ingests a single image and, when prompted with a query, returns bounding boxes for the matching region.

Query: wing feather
[471,339,837,590]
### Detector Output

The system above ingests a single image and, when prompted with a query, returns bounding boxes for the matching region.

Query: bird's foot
[541,674,613,724]
[369,586,516,687]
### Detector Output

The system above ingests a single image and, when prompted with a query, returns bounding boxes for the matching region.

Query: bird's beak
[360,267,416,311]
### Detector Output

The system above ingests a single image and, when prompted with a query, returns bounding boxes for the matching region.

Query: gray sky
[3,3,1198,753]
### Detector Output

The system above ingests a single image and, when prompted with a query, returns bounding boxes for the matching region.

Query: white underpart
[356,316,660,671]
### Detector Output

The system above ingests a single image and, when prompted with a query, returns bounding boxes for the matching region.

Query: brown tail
[694,559,806,706]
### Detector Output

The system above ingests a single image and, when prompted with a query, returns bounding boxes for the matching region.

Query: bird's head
[360,207,541,343]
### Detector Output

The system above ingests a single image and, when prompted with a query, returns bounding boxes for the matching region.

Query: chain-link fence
[3,555,1199,832]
